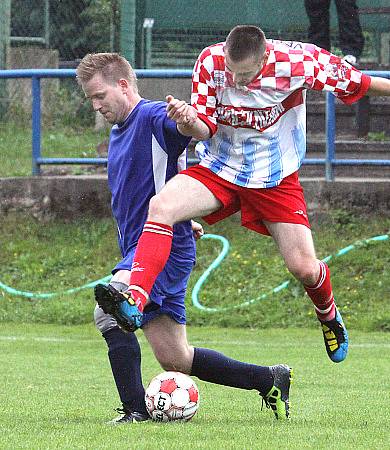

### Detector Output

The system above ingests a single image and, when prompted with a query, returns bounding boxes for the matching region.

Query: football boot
[261,364,293,420]
[320,306,349,363]
[107,408,150,425]
[94,283,143,332]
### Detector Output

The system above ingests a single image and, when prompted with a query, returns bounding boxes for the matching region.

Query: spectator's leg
[304,0,331,51]
[335,0,364,59]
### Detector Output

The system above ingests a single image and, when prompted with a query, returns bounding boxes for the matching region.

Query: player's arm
[167,47,219,140]
[304,48,370,104]
[366,76,390,96]
[166,95,211,140]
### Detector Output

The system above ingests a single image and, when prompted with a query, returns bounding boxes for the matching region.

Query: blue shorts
[113,248,195,326]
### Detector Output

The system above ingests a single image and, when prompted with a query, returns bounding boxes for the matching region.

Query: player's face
[225,52,266,87]
[82,74,130,124]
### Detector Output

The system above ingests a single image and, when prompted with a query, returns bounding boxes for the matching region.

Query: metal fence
[1,0,387,71]
[0,68,389,180]
[9,0,120,64]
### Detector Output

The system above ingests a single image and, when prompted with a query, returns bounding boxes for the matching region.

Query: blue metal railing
[0,68,389,179]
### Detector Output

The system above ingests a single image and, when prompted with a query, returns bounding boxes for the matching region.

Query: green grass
[0,324,389,450]
[0,123,108,177]
[0,211,389,331]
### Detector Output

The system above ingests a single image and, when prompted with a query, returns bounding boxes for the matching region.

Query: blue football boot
[94,283,143,332]
[320,306,349,363]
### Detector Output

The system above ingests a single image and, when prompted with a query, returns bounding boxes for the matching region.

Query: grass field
[0,123,108,177]
[1,324,389,450]
[0,208,389,448]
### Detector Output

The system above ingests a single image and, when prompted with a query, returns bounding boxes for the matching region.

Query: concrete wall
[7,46,59,115]
[0,176,389,220]
[138,77,192,103]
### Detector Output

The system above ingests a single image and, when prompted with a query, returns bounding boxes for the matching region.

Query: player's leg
[143,315,292,420]
[304,0,331,51]
[265,221,348,362]
[142,314,194,373]
[126,170,222,310]
[94,274,149,424]
[335,0,364,62]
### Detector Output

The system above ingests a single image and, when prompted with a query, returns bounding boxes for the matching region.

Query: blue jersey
[107,99,195,261]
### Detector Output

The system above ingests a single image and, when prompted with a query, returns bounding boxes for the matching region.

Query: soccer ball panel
[147,378,162,396]
[182,402,198,421]
[188,386,199,403]
[174,372,193,389]
[151,410,170,422]
[153,392,172,411]
[160,379,178,394]
[171,388,190,408]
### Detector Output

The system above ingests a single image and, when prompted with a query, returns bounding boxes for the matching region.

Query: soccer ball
[145,371,200,422]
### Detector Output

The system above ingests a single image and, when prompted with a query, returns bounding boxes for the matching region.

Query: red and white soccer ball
[145,371,200,422]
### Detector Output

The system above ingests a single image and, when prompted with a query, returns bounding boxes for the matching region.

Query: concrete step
[307,136,390,156]
[306,90,390,135]
[299,163,390,179]
[306,102,390,135]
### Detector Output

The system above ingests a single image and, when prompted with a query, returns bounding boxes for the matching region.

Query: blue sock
[103,327,147,414]
[190,347,274,396]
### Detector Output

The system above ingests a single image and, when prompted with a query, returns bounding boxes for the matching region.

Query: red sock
[304,261,336,322]
[127,221,173,310]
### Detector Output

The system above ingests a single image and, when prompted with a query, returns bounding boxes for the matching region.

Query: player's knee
[94,304,118,334]
[154,346,193,374]
[287,258,318,283]
[159,357,191,375]
[148,194,168,217]
[148,193,179,223]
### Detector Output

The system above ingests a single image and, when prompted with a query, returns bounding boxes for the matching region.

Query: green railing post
[120,0,136,65]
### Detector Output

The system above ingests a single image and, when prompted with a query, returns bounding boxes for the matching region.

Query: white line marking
[0,335,389,348]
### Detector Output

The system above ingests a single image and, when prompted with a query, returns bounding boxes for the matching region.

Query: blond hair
[76,53,138,91]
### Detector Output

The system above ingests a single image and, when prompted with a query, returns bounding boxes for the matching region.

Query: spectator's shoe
[320,306,349,363]
[94,283,143,332]
[107,408,150,425]
[343,54,358,67]
[260,364,293,420]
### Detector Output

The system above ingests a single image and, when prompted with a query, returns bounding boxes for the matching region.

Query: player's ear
[118,78,129,93]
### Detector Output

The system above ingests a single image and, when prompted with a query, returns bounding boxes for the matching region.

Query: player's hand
[191,220,204,240]
[166,95,197,125]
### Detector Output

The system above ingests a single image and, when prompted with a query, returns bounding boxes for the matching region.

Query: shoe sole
[283,366,293,420]
[94,284,135,333]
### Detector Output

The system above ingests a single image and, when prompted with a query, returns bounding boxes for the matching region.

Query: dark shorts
[180,165,310,236]
[113,248,195,326]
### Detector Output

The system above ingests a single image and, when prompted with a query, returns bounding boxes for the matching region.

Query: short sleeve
[191,47,219,136]
[303,46,371,104]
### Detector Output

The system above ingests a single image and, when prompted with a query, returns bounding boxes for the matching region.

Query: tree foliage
[11,0,120,60]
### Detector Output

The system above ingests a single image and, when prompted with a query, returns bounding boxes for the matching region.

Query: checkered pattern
[191,39,371,188]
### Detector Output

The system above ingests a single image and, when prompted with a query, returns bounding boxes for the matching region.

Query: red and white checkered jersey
[192,39,371,188]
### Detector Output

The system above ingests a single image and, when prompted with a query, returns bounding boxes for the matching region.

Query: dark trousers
[304,0,364,58]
